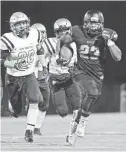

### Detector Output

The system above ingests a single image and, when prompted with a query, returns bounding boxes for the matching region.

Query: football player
[31,23,50,136]
[60,10,122,142]
[41,18,81,145]
[0,12,48,142]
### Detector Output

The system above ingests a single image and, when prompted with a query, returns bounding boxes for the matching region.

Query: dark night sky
[1,1,126,82]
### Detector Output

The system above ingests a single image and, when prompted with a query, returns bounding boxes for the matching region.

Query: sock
[75,109,82,124]
[26,103,38,131]
[35,110,46,129]
[8,100,14,113]
[72,109,79,121]
[79,115,89,130]
[68,109,79,136]
[81,109,89,122]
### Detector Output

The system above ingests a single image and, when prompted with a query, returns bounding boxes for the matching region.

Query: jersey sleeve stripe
[2,35,14,49]
[1,38,12,51]
[37,30,40,43]
[46,39,55,54]
[37,30,42,43]
[43,39,52,55]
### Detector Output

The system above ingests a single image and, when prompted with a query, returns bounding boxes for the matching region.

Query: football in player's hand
[60,45,73,61]
[60,34,73,44]
[57,44,73,66]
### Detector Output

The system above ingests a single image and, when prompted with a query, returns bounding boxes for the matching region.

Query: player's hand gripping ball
[102,28,118,42]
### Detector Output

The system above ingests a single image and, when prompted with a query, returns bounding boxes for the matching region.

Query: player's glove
[56,58,63,65]
[102,30,111,42]
[102,28,118,43]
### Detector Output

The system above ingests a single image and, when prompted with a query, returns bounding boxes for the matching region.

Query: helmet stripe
[37,29,40,43]
[37,29,43,43]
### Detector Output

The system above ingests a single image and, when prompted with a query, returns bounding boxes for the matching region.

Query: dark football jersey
[72,25,115,82]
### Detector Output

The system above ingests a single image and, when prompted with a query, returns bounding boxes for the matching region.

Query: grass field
[1,113,126,152]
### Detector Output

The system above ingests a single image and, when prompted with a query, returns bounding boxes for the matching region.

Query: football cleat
[65,121,78,146]
[76,119,88,137]
[24,130,33,143]
[34,128,42,136]
[65,134,77,146]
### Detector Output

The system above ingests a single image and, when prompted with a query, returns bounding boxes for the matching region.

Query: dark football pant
[37,79,50,112]
[7,73,43,115]
[74,73,103,117]
[50,76,81,117]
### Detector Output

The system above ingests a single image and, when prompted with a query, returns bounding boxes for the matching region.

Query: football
[60,34,73,44]
[60,44,73,61]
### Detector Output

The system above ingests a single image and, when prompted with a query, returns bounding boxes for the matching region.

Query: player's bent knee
[82,94,99,113]
[38,102,49,112]
[58,112,68,117]
[57,108,68,117]
[28,92,42,104]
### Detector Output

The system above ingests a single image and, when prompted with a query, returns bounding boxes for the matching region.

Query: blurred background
[1,1,126,116]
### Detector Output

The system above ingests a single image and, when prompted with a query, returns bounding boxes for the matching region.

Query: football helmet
[9,12,30,37]
[31,23,47,39]
[54,18,72,39]
[83,10,104,37]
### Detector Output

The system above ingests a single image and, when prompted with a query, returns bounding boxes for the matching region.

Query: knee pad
[58,111,68,117]
[56,108,68,118]
[38,102,49,112]
[29,91,43,104]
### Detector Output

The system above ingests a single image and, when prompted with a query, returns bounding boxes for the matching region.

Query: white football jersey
[34,37,56,78]
[1,28,43,76]
[41,37,77,75]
